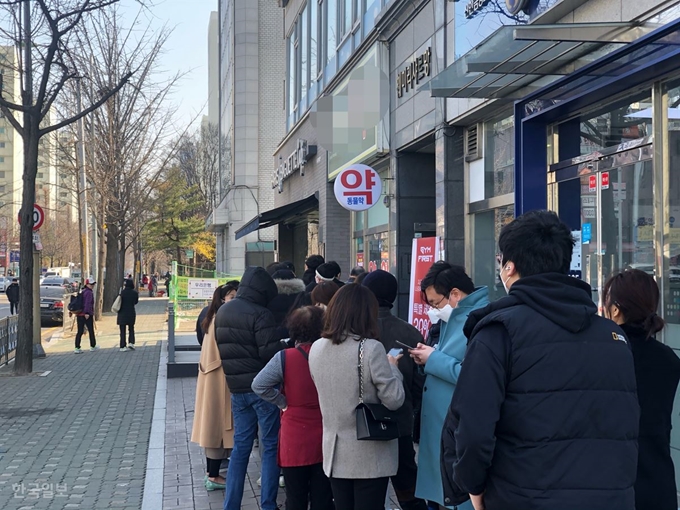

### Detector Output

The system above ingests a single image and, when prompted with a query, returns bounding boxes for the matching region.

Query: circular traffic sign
[17,204,45,231]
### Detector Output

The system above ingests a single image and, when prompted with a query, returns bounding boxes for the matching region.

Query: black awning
[234,194,319,240]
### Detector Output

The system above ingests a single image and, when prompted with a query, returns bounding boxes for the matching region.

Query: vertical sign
[601,171,610,190]
[408,237,441,339]
[588,174,597,192]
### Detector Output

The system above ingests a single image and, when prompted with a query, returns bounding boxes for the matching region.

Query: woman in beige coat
[309,284,405,510]
[191,283,238,491]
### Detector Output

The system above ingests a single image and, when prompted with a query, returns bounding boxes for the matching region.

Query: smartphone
[388,348,403,357]
[395,340,417,350]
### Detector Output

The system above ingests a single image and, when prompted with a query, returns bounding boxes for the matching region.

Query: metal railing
[168,301,175,363]
[0,315,19,366]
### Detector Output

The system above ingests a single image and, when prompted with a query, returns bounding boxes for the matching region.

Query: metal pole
[167,301,175,363]
[32,243,43,357]
[76,80,89,281]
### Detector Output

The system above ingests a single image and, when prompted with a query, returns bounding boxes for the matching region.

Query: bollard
[168,301,175,363]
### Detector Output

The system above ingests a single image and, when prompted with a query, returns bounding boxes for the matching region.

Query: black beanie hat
[271,269,296,281]
[362,269,398,309]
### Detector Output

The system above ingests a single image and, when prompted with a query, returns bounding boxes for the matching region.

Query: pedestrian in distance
[347,266,366,284]
[603,269,680,510]
[308,284,405,510]
[362,270,427,510]
[5,278,19,315]
[252,306,335,510]
[410,262,488,510]
[215,267,285,510]
[117,279,139,352]
[441,210,639,510]
[73,278,98,353]
[193,284,239,492]
[149,273,158,297]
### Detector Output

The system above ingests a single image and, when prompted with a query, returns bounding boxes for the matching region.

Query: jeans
[75,315,96,348]
[224,392,280,510]
[119,324,135,348]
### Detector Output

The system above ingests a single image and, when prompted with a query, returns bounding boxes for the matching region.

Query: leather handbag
[355,339,399,441]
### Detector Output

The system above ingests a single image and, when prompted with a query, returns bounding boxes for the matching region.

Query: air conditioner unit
[465,123,483,162]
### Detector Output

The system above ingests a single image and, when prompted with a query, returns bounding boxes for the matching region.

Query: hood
[457,286,489,311]
[510,273,596,333]
[236,267,278,307]
[274,278,305,295]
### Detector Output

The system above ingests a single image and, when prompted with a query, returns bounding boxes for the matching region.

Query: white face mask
[427,307,440,324]
[437,304,455,323]
[500,266,511,294]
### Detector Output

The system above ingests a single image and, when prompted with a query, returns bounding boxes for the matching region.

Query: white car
[0,277,8,292]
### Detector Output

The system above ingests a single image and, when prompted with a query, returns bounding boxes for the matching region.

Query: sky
[120,0,218,129]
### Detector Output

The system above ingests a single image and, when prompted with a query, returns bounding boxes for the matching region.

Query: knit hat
[362,270,398,309]
[271,269,296,281]
[316,263,336,281]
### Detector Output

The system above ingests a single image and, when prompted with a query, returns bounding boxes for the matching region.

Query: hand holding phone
[388,347,403,357]
[395,340,416,351]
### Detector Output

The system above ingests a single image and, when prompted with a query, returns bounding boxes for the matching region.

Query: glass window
[354,210,364,232]
[367,172,388,228]
[354,236,364,267]
[342,0,352,38]
[473,205,514,302]
[484,116,514,198]
[310,0,318,78]
[665,84,680,340]
[367,232,389,272]
[326,0,337,66]
[300,5,309,111]
[288,29,297,129]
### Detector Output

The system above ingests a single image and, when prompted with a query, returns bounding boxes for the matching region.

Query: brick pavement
[0,297,167,510]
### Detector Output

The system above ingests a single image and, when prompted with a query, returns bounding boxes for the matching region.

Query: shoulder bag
[355,338,399,441]
[111,289,122,314]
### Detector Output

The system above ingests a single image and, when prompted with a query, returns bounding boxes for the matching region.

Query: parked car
[42,276,78,293]
[0,276,9,292]
[39,286,67,325]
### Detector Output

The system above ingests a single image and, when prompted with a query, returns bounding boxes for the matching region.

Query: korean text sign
[408,237,441,339]
[187,279,218,300]
[333,164,383,211]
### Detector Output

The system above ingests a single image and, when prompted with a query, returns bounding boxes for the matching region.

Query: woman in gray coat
[309,284,405,510]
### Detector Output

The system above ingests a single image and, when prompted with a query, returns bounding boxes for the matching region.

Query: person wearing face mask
[440,210,638,510]
[196,281,240,346]
[410,262,488,509]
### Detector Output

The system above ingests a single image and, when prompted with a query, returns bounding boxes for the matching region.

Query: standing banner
[408,237,440,339]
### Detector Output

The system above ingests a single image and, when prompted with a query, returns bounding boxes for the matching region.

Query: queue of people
[189,210,680,510]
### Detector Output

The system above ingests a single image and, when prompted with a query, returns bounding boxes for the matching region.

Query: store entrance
[548,142,654,306]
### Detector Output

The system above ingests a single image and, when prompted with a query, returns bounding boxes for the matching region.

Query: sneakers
[74,348,83,354]
[279,475,285,488]
[90,346,99,352]
[120,347,128,352]
[257,476,261,487]
[127,344,135,351]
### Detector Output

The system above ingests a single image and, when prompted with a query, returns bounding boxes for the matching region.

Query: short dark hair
[322,284,379,345]
[354,272,368,285]
[311,281,340,306]
[327,261,342,277]
[279,260,296,274]
[499,210,575,276]
[603,269,665,339]
[287,306,325,344]
[266,262,282,276]
[420,261,475,299]
[305,255,325,270]
[350,266,366,277]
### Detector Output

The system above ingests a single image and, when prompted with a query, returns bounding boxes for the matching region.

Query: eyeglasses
[430,294,448,309]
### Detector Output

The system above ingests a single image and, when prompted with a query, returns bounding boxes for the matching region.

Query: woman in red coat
[252,306,334,510]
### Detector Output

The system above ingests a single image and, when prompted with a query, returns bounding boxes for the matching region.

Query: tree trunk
[15,125,39,375]
[94,216,106,320]
[103,221,120,311]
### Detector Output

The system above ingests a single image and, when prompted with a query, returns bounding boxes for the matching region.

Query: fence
[0,315,19,366]
[169,262,241,331]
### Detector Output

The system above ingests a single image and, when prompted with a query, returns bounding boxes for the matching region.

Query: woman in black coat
[118,280,139,351]
[603,269,680,510]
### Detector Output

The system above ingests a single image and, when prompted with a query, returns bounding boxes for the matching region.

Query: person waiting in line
[196,281,239,346]
[603,269,680,510]
[307,262,338,292]
[5,278,19,315]
[410,262,489,510]
[346,266,366,284]
[117,279,139,351]
[326,261,345,288]
[252,306,334,510]
[362,270,427,510]
[192,284,239,492]
[267,269,306,328]
[309,284,404,510]
[302,255,324,287]
[310,280,340,311]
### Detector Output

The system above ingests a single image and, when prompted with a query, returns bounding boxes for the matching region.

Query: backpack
[68,292,84,313]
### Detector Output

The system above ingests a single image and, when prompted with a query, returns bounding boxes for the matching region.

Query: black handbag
[355,339,399,441]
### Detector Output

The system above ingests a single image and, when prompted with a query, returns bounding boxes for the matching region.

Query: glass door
[548,144,654,308]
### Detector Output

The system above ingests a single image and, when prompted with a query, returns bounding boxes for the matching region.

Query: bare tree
[0,1,136,374]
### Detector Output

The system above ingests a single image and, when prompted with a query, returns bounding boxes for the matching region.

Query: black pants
[9,300,17,315]
[392,436,427,509]
[75,315,96,348]
[206,457,222,478]
[282,463,334,510]
[119,324,135,348]
[329,476,389,510]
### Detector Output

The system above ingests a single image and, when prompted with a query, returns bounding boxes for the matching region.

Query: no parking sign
[334,164,382,212]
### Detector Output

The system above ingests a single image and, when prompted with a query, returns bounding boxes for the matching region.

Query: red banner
[408,237,440,339]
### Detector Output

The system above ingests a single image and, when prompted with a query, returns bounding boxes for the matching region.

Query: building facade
[209,0,285,274]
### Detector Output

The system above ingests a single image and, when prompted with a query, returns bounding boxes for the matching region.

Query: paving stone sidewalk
[0,297,168,510]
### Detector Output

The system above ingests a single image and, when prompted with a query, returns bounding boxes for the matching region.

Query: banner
[187,278,219,300]
[408,237,440,339]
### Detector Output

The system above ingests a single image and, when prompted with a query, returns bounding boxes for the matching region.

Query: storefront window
[367,233,389,272]
[287,27,297,130]
[472,206,514,302]
[664,83,680,344]
[354,236,364,268]
[484,116,514,198]
[310,0,318,101]
[367,178,388,229]
[354,209,364,231]
[300,5,309,111]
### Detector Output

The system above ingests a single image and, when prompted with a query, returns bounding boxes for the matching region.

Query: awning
[429,22,660,100]
[234,194,319,241]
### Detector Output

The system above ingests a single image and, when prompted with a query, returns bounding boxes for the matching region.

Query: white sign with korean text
[187,279,219,300]
[333,164,383,211]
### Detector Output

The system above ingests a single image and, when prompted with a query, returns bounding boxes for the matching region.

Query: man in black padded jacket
[440,210,639,510]
[215,266,284,510]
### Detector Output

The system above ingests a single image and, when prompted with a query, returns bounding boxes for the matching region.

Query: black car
[40,286,68,325]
